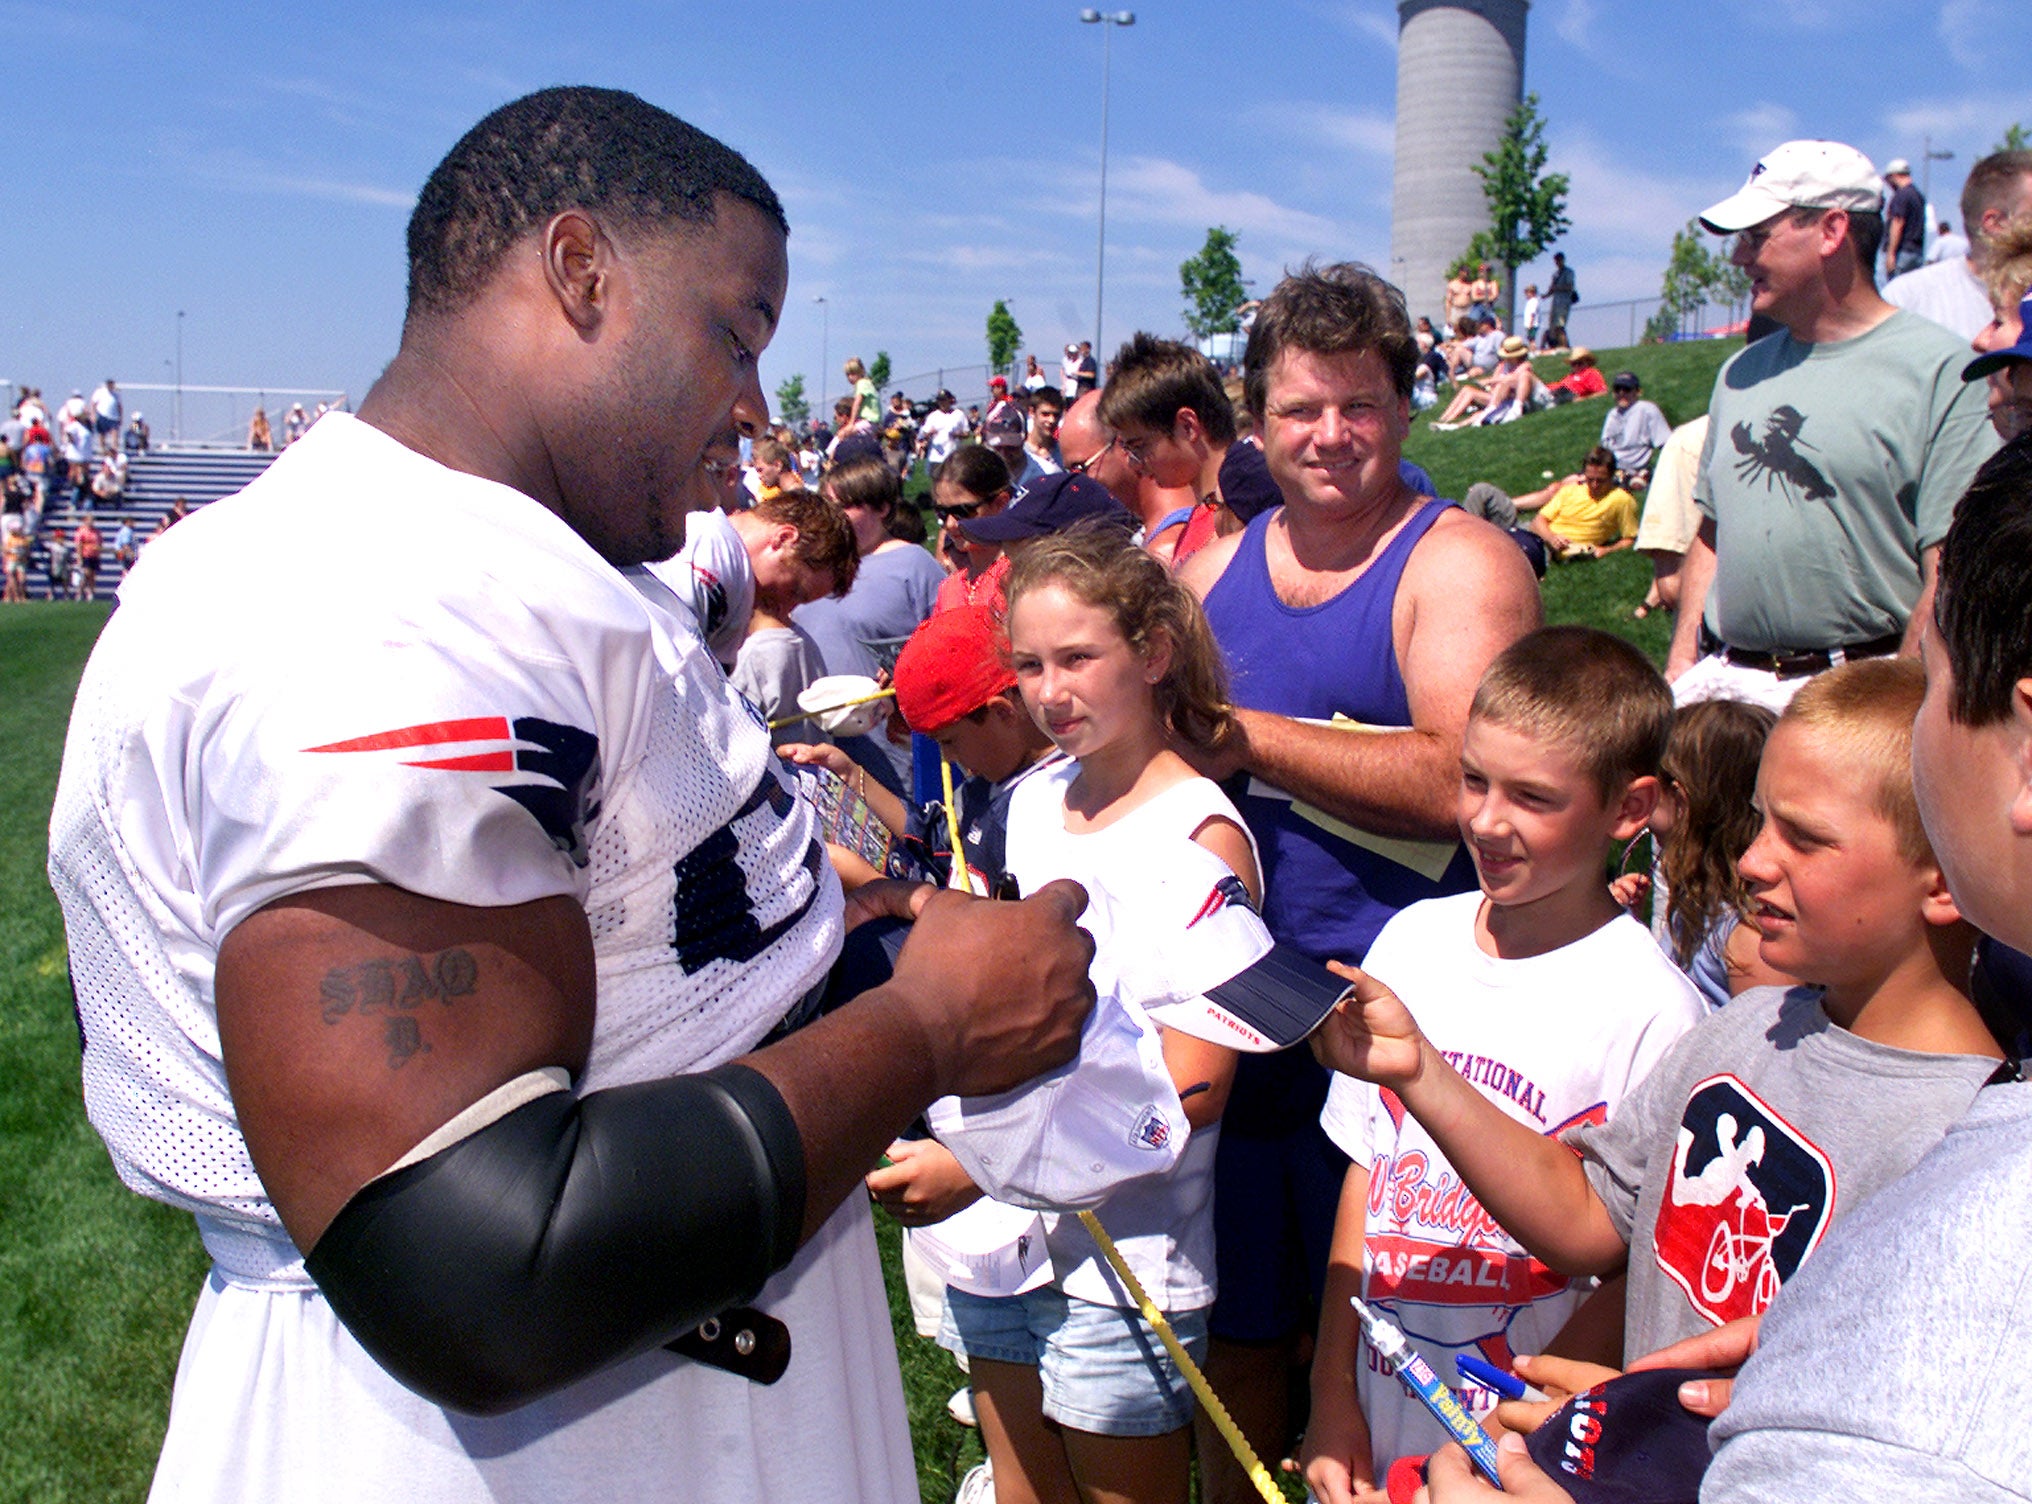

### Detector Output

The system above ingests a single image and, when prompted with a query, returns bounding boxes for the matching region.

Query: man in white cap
[1880,157,1927,279]
[1665,139,1999,708]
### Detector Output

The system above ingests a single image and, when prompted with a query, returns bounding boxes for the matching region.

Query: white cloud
[1554,0,1599,50]
[1315,2,1398,51]
[1719,103,1799,158]
[1256,101,1396,161]
[900,244,1078,273]
[1885,91,2032,144]
[1553,129,1734,243]
[157,133,412,207]
[1030,154,1352,254]
[1937,0,2012,70]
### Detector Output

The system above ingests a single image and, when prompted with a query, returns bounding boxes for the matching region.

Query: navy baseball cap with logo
[1965,292,2032,379]
[959,470,1137,543]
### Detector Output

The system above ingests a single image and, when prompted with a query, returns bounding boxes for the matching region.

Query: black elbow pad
[304,1062,805,1416]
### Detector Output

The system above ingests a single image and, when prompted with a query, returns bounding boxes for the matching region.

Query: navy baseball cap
[960,470,1136,542]
[829,431,886,468]
[1964,292,2032,379]
[1217,441,1282,522]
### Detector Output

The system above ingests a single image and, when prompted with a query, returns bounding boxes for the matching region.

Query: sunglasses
[935,500,984,521]
[1063,450,1103,476]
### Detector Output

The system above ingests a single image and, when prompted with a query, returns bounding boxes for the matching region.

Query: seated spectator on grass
[1430,337,1543,428]
[1600,371,1673,486]
[1544,345,1605,402]
[1464,447,1637,559]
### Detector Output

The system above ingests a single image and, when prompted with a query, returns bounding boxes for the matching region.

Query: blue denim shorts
[939,1285,1209,1437]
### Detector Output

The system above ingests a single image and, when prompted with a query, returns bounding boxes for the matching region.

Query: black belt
[1711,632,1902,680]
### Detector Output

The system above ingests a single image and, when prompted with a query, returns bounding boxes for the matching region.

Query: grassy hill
[0,336,1740,1501]
[1405,336,1741,662]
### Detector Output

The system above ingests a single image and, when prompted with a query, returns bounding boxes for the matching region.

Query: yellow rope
[939,757,972,896]
[1076,1210,1285,1504]
[768,684,895,730]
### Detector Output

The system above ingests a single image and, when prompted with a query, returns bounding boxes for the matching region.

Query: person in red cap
[781,603,1059,895]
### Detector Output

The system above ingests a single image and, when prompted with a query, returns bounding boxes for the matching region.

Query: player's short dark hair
[1934,433,2032,727]
[1470,626,1673,800]
[1244,261,1418,414]
[1028,386,1066,411]
[405,86,787,321]
[1098,335,1235,444]
[1584,445,1616,472]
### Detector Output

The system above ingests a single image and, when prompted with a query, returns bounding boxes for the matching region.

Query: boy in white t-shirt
[1302,626,1706,1501]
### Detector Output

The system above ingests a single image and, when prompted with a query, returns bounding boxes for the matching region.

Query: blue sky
[11,0,2028,426]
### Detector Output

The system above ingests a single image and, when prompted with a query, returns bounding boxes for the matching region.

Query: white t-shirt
[1882,256,1993,341]
[920,407,971,465]
[46,412,913,1504]
[1319,891,1703,1478]
[1001,761,1256,1312]
[61,417,94,463]
[92,383,121,423]
[634,507,756,668]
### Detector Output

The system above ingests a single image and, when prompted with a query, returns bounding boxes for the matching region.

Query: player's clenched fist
[888,879,1097,1099]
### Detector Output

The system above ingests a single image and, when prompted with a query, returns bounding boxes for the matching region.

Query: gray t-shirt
[1694,311,1998,652]
[793,542,945,786]
[1600,398,1673,473]
[1563,986,1996,1361]
[730,624,828,748]
[1704,1080,2032,1502]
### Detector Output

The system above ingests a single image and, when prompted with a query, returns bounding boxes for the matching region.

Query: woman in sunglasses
[931,444,1017,614]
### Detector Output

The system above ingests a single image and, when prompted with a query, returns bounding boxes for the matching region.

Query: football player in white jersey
[48,86,1095,1504]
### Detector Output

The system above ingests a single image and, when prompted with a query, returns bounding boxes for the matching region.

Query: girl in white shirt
[940,527,1261,1504]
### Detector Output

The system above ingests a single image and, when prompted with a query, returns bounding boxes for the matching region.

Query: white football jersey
[49,412,843,1272]
[633,506,756,668]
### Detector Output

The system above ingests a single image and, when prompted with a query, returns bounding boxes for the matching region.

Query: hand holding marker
[1349,1296,1505,1488]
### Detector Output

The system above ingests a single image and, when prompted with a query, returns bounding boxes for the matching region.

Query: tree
[1180,226,1247,340]
[1644,220,1750,342]
[869,351,892,391]
[1471,92,1571,327]
[774,373,809,427]
[986,300,1023,375]
[1997,123,2030,153]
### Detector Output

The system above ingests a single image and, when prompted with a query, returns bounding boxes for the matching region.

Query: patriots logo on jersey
[305,716,602,868]
[1185,874,1255,928]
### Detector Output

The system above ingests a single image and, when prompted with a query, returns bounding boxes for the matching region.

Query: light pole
[1080,8,1134,362]
[174,309,185,444]
[814,294,829,430]
[1921,134,1955,206]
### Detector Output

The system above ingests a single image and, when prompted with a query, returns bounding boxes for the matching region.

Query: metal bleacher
[27,447,278,599]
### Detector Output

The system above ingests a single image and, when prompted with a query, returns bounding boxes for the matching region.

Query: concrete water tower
[1389,0,1529,327]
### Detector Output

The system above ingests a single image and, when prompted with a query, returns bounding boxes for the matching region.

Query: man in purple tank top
[1176,262,1540,1503]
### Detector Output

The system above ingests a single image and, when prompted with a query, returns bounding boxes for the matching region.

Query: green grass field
[0,336,1738,1502]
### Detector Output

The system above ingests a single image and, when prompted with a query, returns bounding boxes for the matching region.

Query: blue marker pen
[1350,1297,1505,1488]
[1456,1353,1549,1404]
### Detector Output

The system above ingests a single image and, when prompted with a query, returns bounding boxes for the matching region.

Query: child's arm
[864,1137,983,1225]
[1302,1161,1382,1504]
[1310,965,1628,1276]
[1159,1030,1237,1130]
[777,742,911,841]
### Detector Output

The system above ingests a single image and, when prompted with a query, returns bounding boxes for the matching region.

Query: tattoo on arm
[319,948,479,1070]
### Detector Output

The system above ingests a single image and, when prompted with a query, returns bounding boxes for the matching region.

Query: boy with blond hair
[1302,627,1707,1500]
[1315,657,2003,1446]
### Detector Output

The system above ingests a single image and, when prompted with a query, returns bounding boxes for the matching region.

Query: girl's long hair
[1660,697,1776,968]
[1004,524,1238,756]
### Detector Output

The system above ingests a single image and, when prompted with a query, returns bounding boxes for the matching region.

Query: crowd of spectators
[657,136,2032,1504]
[41,86,2032,1504]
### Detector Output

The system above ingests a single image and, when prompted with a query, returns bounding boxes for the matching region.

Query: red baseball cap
[989,375,1009,390]
[892,605,1015,733]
